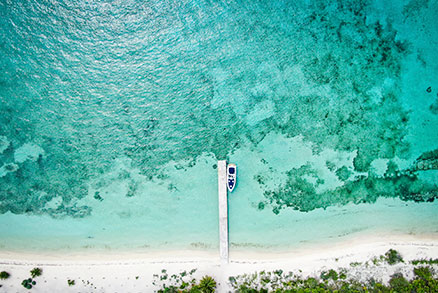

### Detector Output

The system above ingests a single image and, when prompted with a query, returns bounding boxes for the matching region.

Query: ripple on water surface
[0,0,437,249]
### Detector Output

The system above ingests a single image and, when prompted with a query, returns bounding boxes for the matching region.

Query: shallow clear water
[0,0,437,252]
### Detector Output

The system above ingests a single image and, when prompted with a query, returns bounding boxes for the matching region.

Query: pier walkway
[217,160,228,263]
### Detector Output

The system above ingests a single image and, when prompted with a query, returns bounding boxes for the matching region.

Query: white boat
[227,163,237,192]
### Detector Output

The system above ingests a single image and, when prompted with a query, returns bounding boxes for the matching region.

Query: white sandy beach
[1,234,437,292]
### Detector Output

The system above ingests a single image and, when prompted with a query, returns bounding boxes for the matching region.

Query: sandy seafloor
[0,0,438,290]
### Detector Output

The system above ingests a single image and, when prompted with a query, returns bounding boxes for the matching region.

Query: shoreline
[0,234,437,292]
[1,232,437,263]
[0,234,438,292]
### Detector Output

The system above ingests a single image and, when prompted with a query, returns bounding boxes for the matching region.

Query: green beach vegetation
[21,278,36,290]
[0,271,10,280]
[153,269,217,293]
[228,266,438,292]
[20,267,43,290]
[371,248,404,266]
[30,268,42,278]
[384,248,404,265]
[153,250,437,292]
[411,258,438,265]
[197,276,217,293]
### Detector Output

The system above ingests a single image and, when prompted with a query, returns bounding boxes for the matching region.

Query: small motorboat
[227,163,237,192]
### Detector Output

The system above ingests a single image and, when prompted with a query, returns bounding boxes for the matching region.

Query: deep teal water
[0,0,437,251]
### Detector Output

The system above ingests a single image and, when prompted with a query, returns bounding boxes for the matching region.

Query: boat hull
[227,163,237,192]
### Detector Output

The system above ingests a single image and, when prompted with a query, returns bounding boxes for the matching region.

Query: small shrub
[30,268,42,278]
[196,275,217,293]
[320,269,338,281]
[303,277,319,289]
[68,279,75,286]
[372,255,385,265]
[21,278,34,290]
[338,269,347,280]
[373,282,388,291]
[384,249,403,265]
[389,273,410,292]
[229,276,237,286]
[414,266,432,280]
[0,271,10,280]
[411,266,438,291]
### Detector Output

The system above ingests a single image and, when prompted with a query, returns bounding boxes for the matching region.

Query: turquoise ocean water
[0,0,437,252]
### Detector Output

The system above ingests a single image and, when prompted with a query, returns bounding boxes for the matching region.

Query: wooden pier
[217,160,228,263]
